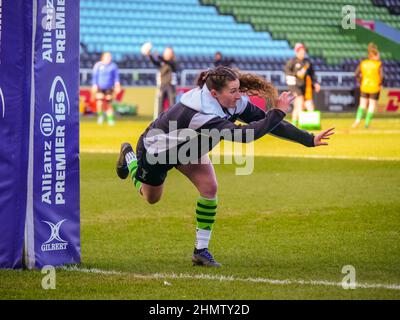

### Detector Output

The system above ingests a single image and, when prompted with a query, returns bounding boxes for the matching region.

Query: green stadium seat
[203,0,399,64]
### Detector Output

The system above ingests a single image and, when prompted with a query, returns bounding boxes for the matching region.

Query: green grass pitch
[1,115,400,299]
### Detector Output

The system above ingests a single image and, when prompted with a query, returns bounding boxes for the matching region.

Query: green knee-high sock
[128,160,142,192]
[196,196,217,230]
[107,112,115,124]
[195,196,217,250]
[365,111,374,128]
[355,106,365,122]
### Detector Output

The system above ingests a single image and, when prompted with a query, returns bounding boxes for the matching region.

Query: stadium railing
[80,68,355,89]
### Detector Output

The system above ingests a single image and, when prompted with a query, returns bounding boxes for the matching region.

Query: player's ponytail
[238,72,278,107]
[196,70,211,88]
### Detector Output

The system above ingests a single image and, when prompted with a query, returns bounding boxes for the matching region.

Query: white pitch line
[60,266,400,291]
[250,153,400,161]
[340,130,400,134]
[357,131,400,134]
[81,148,400,162]
[82,148,118,154]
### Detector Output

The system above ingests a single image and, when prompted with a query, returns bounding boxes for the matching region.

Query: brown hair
[367,42,379,58]
[196,66,278,106]
[239,72,278,106]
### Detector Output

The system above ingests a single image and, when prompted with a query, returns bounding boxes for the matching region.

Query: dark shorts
[360,91,380,100]
[288,85,306,97]
[95,88,114,102]
[134,136,176,187]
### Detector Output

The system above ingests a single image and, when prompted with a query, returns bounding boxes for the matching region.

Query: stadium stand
[80,0,292,58]
[201,0,400,64]
[372,0,400,15]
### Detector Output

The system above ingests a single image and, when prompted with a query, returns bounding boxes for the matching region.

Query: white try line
[346,130,400,134]
[80,148,400,162]
[247,153,400,161]
[60,266,400,291]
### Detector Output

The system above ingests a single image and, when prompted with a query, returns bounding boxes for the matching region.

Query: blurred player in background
[285,43,320,126]
[352,43,384,129]
[213,51,235,68]
[144,46,178,116]
[92,52,121,125]
[115,66,334,268]
[304,74,316,111]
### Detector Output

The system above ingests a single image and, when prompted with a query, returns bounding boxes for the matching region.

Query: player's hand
[314,83,321,93]
[275,91,295,114]
[314,127,335,146]
[91,85,98,94]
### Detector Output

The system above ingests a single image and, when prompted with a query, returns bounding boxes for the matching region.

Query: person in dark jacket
[145,47,177,116]
[285,43,320,126]
[116,66,334,268]
[213,51,235,67]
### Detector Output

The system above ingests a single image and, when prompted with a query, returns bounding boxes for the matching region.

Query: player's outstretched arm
[270,122,334,147]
